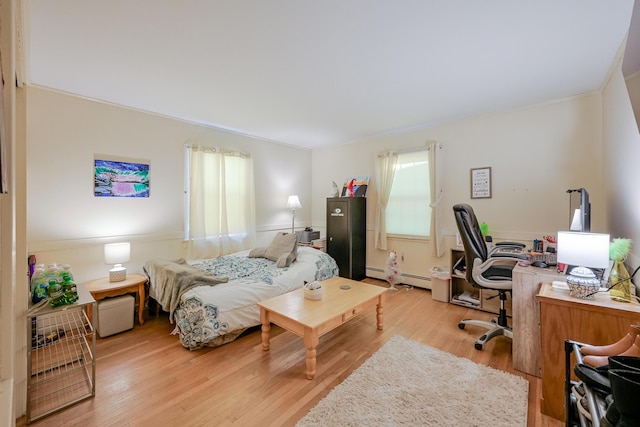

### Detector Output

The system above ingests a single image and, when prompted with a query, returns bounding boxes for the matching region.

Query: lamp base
[566,266,600,299]
[109,266,127,282]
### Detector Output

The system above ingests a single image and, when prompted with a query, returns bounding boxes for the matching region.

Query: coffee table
[257,276,387,379]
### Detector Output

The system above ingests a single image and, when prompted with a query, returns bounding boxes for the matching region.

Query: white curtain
[374,151,398,250]
[428,141,445,257]
[184,145,256,259]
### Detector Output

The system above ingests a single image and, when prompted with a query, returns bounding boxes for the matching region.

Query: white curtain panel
[428,141,445,258]
[184,145,256,259]
[374,151,398,250]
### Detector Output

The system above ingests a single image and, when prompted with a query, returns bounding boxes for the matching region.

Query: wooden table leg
[304,328,319,380]
[376,294,385,330]
[260,308,271,351]
[138,283,145,325]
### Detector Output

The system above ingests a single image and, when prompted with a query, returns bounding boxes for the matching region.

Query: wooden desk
[536,283,640,421]
[511,265,565,377]
[83,273,148,326]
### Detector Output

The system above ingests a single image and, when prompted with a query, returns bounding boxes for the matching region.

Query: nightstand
[83,273,148,326]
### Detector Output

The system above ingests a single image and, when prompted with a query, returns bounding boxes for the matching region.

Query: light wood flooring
[17,279,563,427]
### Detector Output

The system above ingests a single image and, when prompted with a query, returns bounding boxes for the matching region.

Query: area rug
[296,335,528,426]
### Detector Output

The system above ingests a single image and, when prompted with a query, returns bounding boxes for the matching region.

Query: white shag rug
[296,335,528,426]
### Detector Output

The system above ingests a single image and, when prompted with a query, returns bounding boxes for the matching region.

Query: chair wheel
[475,342,484,351]
[458,323,465,330]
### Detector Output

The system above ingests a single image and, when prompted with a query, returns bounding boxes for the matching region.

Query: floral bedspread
[171,247,338,349]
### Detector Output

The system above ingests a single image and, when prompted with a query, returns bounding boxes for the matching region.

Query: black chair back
[453,203,488,285]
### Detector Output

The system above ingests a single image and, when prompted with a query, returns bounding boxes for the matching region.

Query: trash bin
[429,266,451,302]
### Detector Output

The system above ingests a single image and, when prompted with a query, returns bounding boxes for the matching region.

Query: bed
[144,245,339,350]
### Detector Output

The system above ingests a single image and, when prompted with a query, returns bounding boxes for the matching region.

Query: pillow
[249,232,298,268]
[248,247,267,258]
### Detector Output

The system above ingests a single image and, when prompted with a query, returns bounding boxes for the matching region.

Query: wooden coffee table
[258,276,387,379]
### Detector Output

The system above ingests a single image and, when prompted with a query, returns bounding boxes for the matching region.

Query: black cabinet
[326,197,366,280]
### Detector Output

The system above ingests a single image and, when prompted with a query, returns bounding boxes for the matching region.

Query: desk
[511,264,565,377]
[83,273,148,326]
[536,283,640,421]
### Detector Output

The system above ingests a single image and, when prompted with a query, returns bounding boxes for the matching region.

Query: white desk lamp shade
[104,242,131,282]
[287,195,302,210]
[557,232,610,269]
[569,209,582,231]
[287,195,302,234]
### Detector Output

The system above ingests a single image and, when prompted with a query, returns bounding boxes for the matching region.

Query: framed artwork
[94,157,150,197]
[341,176,369,197]
[470,167,491,199]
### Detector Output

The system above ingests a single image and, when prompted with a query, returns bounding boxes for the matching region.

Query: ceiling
[24,1,638,150]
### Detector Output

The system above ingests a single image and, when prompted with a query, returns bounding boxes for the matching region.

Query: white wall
[312,94,604,286]
[26,86,312,283]
[626,71,640,127]
[603,66,640,269]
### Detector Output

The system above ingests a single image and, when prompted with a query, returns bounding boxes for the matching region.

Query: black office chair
[452,204,527,350]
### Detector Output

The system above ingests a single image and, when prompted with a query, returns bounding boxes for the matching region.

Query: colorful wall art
[94,158,149,197]
[341,176,369,197]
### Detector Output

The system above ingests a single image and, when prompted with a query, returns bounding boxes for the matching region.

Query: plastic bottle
[44,263,59,283]
[31,267,48,304]
[48,279,65,307]
[59,264,74,281]
[61,274,78,304]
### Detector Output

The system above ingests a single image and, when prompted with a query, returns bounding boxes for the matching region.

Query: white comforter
[165,246,338,349]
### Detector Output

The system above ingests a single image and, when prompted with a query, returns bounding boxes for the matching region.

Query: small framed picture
[470,167,492,199]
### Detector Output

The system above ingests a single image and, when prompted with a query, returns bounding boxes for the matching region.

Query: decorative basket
[566,267,600,300]
[303,282,323,300]
[567,282,599,299]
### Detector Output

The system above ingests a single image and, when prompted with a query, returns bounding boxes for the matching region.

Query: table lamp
[557,231,610,299]
[287,195,302,234]
[104,242,131,282]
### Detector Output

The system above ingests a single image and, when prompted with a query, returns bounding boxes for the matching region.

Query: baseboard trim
[366,267,431,289]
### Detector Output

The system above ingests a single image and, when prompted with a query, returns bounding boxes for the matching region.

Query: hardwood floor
[17,279,563,427]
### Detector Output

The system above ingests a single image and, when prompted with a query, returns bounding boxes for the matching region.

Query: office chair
[452,204,527,350]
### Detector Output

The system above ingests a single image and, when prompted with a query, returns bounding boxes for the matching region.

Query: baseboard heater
[366,267,431,289]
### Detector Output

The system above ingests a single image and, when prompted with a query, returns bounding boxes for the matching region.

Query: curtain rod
[378,143,442,157]
[184,144,251,158]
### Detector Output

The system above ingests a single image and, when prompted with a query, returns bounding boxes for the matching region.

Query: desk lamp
[287,195,302,234]
[557,231,610,299]
[104,242,131,282]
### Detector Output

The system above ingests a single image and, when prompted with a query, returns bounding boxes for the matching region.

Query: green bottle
[61,274,78,304]
[48,279,64,307]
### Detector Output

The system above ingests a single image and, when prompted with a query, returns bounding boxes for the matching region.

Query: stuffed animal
[330,181,340,197]
[384,250,402,290]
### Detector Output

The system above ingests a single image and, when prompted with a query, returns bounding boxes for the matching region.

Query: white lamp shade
[569,209,582,231]
[287,195,302,209]
[557,232,610,269]
[104,242,131,265]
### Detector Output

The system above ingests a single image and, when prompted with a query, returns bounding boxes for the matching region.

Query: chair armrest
[495,241,525,248]
[488,244,528,259]
[490,251,529,261]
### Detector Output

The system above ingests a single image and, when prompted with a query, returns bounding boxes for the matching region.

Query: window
[385,150,431,237]
[184,145,256,257]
